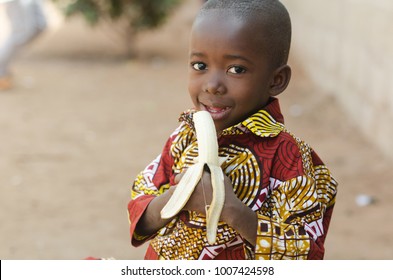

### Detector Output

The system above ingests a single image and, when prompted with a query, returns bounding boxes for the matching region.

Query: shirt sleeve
[127,128,179,246]
[255,160,338,259]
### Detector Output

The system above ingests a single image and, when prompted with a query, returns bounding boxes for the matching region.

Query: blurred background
[0,0,392,260]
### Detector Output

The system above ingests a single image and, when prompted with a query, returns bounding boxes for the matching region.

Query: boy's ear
[269,64,291,96]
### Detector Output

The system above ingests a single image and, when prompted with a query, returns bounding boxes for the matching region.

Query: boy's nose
[203,73,226,95]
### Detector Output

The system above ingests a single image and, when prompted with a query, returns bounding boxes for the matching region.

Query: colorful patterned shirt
[128,98,338,260]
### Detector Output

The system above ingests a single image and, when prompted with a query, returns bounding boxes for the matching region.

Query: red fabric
[128,195,155,247]
[84,257,101,260]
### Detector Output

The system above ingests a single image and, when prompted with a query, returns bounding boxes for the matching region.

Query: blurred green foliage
[51,0,183,56]
[53,0,182,31]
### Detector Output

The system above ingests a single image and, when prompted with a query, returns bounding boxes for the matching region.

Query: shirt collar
[179,98,285,138]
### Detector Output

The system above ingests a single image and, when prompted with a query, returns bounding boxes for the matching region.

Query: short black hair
[198,0,291,67]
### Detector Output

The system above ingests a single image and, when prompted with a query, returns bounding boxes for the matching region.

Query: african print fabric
[128,97,338,260]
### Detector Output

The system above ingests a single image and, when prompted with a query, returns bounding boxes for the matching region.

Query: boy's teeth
[208,107,227,112]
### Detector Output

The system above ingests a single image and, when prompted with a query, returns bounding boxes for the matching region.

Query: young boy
[128,0,338,260]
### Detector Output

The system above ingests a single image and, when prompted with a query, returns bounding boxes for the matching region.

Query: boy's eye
[191,62,207,71]
[228,66,246,74]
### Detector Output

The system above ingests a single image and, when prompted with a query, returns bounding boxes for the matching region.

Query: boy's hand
[175,168,241,221]
[174,167,257,246]
[181,168,216,214]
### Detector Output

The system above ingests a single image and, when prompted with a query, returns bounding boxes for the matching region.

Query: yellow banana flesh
[160,111,226,245]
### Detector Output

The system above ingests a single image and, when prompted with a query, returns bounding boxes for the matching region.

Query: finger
[174,172,185,184]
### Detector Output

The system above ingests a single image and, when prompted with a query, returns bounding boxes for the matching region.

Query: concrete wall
[281,0,393,160]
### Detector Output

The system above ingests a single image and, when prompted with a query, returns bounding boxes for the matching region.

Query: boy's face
[188,12,277,132]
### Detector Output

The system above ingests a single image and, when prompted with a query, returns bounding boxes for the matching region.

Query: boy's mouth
[202,104,231,121]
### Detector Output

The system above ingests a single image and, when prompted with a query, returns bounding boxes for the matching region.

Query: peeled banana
[160,110,226,245]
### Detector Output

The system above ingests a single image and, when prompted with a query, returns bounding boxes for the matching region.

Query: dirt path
[1,1,392,260]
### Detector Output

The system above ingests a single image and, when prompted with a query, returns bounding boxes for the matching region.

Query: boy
[128,0,338,260]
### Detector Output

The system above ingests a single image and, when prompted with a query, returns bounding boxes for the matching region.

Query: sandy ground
[1,2,392,260]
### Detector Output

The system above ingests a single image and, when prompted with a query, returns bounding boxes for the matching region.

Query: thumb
[174,172,185,184]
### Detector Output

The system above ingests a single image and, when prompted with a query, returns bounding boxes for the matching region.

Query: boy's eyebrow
[189,52,254,65]
[189,51,205,58]
[223,54,254,65]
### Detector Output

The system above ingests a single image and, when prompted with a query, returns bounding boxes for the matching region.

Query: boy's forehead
[192,10,268,39]
[189,13,270,60]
